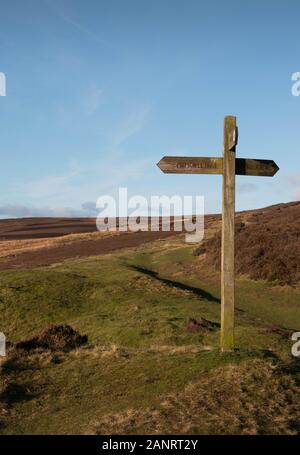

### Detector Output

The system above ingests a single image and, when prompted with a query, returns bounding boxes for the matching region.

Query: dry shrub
[194,202,300,285]
[94,359,300,435]
[15,324,88,353]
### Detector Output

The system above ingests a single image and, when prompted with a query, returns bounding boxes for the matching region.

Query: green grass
[0,243,299,434]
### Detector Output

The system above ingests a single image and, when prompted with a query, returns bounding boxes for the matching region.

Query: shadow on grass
[0,353,39,406]
[128,264,220,303]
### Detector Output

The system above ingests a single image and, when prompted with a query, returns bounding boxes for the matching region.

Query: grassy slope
[0,238,299,434]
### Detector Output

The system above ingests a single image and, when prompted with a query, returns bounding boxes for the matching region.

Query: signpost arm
[221,116,237,351]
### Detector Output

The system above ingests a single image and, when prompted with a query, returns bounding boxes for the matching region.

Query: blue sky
[0,0,299,217]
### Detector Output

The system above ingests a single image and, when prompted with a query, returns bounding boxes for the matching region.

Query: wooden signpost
[157,116,279,352]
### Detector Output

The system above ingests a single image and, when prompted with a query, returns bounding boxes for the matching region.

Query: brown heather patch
[0,230,118,259]
[194,201,300,285]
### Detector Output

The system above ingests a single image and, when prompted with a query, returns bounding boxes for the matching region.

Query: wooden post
[221,116,237,351]
[157,115,279,351]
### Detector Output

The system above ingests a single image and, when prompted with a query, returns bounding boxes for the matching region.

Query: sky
[0,0,299,218]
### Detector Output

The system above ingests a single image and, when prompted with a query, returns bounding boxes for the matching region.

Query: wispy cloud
[17,150,150,212]
[80,85,104,115]
[111,107,150,148]
[6,102,151,218]
[285,174,300,186]
[43,0,133,56]
[284,173,300,200]
[237,182,258,193]
[55,85,104,128]
[81,201,97,214]
[0,204,93,218]
[22,161,80,200]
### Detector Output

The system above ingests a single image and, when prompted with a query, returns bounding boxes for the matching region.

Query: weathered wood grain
[221,116,236,352]
[235,158,279,176]
[158,157,279,177]
[157,156,223,174]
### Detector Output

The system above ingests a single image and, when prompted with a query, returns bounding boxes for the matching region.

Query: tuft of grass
[94,358,300,435]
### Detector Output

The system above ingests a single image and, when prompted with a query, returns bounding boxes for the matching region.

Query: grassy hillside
[0,237,300,434]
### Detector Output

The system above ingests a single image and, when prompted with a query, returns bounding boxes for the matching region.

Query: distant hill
[0,217,98,240]
[0,202,299,284]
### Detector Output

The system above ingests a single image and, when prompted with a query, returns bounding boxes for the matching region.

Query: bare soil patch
[15,324,88,352]
[186,317,220,333]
